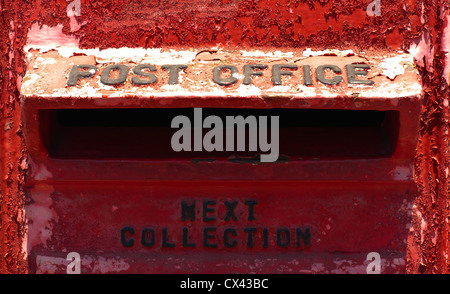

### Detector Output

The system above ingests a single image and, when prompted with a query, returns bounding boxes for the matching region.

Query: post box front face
[20,48,422,274]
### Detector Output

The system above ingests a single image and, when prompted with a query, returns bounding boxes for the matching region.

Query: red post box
[20,47,422,273]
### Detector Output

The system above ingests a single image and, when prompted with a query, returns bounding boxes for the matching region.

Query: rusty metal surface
[18,47,424,274]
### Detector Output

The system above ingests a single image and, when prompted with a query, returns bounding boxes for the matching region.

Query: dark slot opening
[39,108,399,160]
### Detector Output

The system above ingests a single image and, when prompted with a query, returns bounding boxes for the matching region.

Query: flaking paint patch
[32,164,53,181]
[380,56,408,80]
[235,84,262,96]
[36,255,66,274]
[265,86,292,93]
[411,204,427,245]
[36,254,131,274]
[421,218,428,244]
[83,256,130,273]
[241,50,294,58]
[310,263,326,273]
[27,185,57,252]
[19,206,28,260]
[26,46,199,63]
[443,12,450,84]
[21,73,40,89]
[25,23,79,52]
[390,165,413,181]
[303,48,355,57]
[393,258,406,266]
[330,259,367,274]
[399,199,414,222]
[409,30,434,70]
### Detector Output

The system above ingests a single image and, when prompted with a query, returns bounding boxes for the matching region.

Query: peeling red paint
[0,0,449,274]
[407,0,450,274]
[67,0,424,50]
[0,0,28,274]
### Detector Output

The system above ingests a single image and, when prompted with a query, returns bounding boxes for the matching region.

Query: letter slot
[20,49,423,273]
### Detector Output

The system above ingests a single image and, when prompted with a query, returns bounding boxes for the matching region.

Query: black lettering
[224,201,238,221]
[131,64,158,85]
[346,64,375,85]
[120,226,135,248]
[271,64,298,86]
[161,64,188,84]
[182,227,196,248]
[212,65,239,86]
[203,227,218,248]
[141,228,155,247]
[244,228,257,248]
[303,65,313,86]
[277,228,291,247]
[181,201,196,221]
[244,200,257,221]
[67,64,98,86]
[162,227,176,248]
[100,64,129,85]
[223,228,237,248]
[243,64,268,85]
[316,64,343,85]
[296,227,311,247]
[203,201,216,222]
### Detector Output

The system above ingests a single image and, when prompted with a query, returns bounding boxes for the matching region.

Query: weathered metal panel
[20,48,422,274]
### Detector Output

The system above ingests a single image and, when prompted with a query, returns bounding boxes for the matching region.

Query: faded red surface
[0,0,449,273]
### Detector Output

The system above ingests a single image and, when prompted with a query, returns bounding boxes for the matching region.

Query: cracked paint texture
[0,0,449,273]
